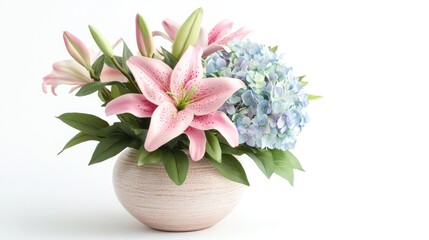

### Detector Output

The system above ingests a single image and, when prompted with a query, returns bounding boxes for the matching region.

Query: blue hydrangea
[205,40,309,150]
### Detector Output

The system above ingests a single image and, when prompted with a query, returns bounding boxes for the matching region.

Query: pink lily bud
[162,18,180,40]
[63,31,91,70]
[136,14,154,57]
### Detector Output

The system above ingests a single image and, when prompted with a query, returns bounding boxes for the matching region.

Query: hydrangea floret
[206,40,309,151]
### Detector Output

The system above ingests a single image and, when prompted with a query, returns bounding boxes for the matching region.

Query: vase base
[113,149,245,233]
[147,224,214,232]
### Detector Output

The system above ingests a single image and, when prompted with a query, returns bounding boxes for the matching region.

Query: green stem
[88,67,111,103]
[111,57,141,93]
[101,87,113,101]
[89,68,100,82]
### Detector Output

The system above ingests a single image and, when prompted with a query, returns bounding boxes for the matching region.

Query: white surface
[1,0,428,239]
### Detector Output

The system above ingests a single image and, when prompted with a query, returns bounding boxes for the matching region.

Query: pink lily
[105,46,244,160]
[154,19,250,57]
[43,32,128,95]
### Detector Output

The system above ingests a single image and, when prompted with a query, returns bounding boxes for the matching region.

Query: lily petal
[63,31,91,69]
[185,77,245,115]
[170,46,203,97]
[202,44,231,58]
[68,85,83,94]
[217,27,250,45]
[184,127,206,161]
[191,111,239,147]
[43,60,91,95]
[145,102,194,152]
[105,93,157,118]
[162,18,180,40]
[208,19,233,44]
[152,30,173,42]
[100,64,128,83]
[52,61,91,82]
[127,56,173,105]
[196,28,208,48]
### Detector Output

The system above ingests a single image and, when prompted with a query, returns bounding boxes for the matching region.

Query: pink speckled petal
[216,27,250,45]
[162,18,180,40]
[63,31,91,68]
[145,102,194,152]
[127,56,172,105]
[191,111,239,147]
[105,93,157,118]
[184,127,206,161]
[208,19,233,44]
[185,77,244,115]
[100,64,128,83]
[170,46,204,97]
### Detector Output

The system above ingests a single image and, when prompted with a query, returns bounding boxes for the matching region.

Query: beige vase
[113,148,245,232]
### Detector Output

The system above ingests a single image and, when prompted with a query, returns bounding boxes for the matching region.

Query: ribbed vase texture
[113,149,245,232]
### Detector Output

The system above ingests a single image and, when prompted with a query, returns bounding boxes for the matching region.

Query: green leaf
[97,123,146,141]
[146,150,163,164]
[205,131,221,162]
[308,94,322,101]
[75,82,112,96]
[161,150,189,185]
[246,150,275,179]
[58,132,100,155]
[172,8,203,58]
[89,134,132,165]
[114,122,142,136]
[104,56,123,70]
[91,55,105,77]
[283,150,304,171]
[160,47,178,69]
[137,144,152,166]
[57,113,109,135]
[111,85,121,98]
[111,84,131,98]
[297,75,306,82]
[219,143,244,156]
[114,122,146,139]
[123,82,139,94]
[117,113,142,129]
[270,149,295,185]
[165,135,181,149]
[269,45,278,52]
[210,154,249,186]
[96,125,120,137]
[98,89,109,103]
[122,42,133,72]
[300,81,309,87]
[217,135,247,155]
[128,139,142,150]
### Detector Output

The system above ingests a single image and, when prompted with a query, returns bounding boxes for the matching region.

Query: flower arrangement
[43,8,318,186]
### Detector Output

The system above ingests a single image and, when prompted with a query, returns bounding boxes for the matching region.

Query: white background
[1,0,428,239]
